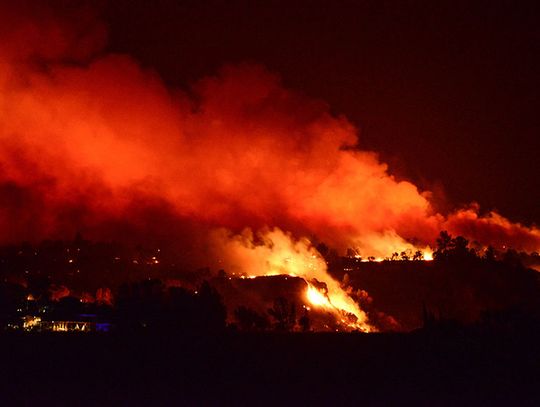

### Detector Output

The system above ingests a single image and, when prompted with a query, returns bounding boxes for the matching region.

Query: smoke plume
[0,3,538,266]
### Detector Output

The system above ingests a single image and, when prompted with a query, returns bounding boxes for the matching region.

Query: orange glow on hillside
[0,17,538,255]
[212,228,373,331]
[0,5,538,335]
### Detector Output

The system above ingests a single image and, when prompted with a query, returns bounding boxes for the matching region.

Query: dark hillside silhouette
[337,232,540,330]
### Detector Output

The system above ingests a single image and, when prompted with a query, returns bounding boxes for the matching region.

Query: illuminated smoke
[444,204,540,252]
[0,5,538,262]
[210,227,372,331]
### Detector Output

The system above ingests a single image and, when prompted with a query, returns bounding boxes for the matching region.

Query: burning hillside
[0,4,539,331]
[209,228,373,331]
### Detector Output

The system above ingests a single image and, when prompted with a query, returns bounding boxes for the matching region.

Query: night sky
[105,0,540,225]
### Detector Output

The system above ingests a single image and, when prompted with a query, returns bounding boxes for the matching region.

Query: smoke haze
[0,3,538,269]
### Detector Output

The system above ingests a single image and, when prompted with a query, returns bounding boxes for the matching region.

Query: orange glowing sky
[0,3,539,261]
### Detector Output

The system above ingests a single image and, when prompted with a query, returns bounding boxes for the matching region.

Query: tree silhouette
[434,231,476,263]
[196,281,227,331]
[452,236,470,256]
[299,309,311,332]
[434,231,453,260]
[116,279,226,332]
[268,297,296,331]
[502,248,523,268]
[483,245,497,262]
[234,306,269,331]
[412,250,424,261]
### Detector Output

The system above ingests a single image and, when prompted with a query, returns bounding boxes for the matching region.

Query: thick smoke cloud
[0,3,538,264]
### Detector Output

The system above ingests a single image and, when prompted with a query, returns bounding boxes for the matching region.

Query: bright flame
[306,284,332,308]
[0,5,538,336]
[0,7,537,265]
[212,227,373,331]
[23,316,41,329]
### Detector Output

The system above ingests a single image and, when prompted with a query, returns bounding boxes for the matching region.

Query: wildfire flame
[0,4,538,257]
[0,4,538,333]
[306,284,331,307]
[212,228,373,331]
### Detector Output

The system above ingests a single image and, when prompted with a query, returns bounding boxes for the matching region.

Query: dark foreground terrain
[1,328,540,406]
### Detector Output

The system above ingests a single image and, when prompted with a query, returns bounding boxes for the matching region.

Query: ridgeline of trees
[336,231,540,332]
[0,232,539,334]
